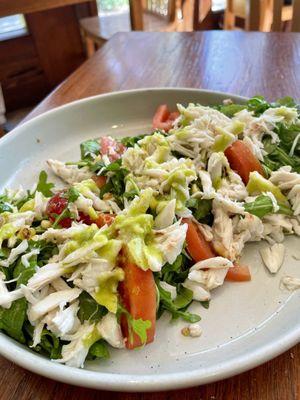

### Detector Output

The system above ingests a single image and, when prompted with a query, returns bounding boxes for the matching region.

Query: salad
[0,95,300,368]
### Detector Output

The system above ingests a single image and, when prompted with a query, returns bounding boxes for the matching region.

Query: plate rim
[0,87,299,392]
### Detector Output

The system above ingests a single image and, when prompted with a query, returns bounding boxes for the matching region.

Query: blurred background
[0,0,298,133]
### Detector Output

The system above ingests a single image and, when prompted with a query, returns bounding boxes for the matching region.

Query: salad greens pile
[0,95,299,368]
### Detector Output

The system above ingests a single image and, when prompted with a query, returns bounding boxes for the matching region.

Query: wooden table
[16,31,300,399]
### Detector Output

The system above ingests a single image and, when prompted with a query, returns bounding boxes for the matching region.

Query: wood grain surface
[15,31,300,400]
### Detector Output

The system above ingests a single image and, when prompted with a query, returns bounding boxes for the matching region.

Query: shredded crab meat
[0,99,299,368]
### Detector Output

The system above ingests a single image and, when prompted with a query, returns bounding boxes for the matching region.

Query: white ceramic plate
[0,88,299,392]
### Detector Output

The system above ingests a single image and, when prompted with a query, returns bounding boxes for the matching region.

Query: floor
[2,107,32,134]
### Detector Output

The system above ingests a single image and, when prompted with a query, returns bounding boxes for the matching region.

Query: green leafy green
[80,139,100,160]
[0,201,12,213]
[29,240,58,267]
[160,254,192,285]
[99,159,129,205]
[244,194,292,218]
[36,170,54,197]
[263,136,300,174]
[24,323,62,359]
[78,291,108,323]
[216,103,246,117]
[274,96,297,108]
[0,299,27,343]
[87,339,110,360]
[275,123,300,156]
[217,96,298,119]
[200,300,210,309]
[123,190,139,200]
[247,96,271,116]
[186,198,212,222]
[121,134,150,148]
[156,281,200,323]
[0,254,37,343]
[173,286,194,309]
[67,187,80,203]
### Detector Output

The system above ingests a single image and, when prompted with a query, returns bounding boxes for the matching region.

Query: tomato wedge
[46,192,72,228]
[225,264,251,282]
[152,104,180,132]
[225,140,265,184]
[100,136,126,162]
[95,213,115,228]
[182,219,215,262]
[119,255,156,349]
[92,175,106,188]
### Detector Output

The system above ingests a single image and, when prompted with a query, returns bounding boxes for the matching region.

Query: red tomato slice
[95,213,115,228]
[46,192,72,228]
[100,136,126,162]
[225,264,251,282]
[119,255,156,349]
[182,218,215,262]
[152,105,179,132]
[78,212,93,225]
[92,175,106,188]
[225,140,265,184]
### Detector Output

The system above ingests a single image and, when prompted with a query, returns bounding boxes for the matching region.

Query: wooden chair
[224,0,265,30]
[272,0,300,31]
[224,0,298,31]
[80,0,178,57]
[179,0,213,31]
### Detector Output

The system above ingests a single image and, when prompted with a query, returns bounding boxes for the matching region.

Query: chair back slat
[129,0,144,30]
[272,0,300,31]
[292,0,300,31]
[272,0,284,30]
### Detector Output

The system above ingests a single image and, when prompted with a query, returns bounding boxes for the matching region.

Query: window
[97,0,129,15]
[0,15,27,40]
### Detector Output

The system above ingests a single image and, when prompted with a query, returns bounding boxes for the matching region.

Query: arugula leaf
[156,281,200,323]
[89,161,106,173]
[200,300,210,309]
[0,255,35,343]
[24,323,62,359]
[103,159,122,171]
[0,299,27,343]
[160,254,192,285]
[123,190,139,200]
[263,136,300,173]
[173,286,194,309]
[244,194,292,218]
[246,96,271,116]
[87,339,110,360]
[274,96,297,108]
[36,171,54,197]
[216,95,297,120]
[121,134,150,148]
[67,187,80,203]
[0,201,12,213]
[29,240,58,266]
[80,139,100,161]
[216,103,246,117]
[186,198,212,222]
[275,123,300,156]
[78,291,107,323]
[99,160,129,205]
